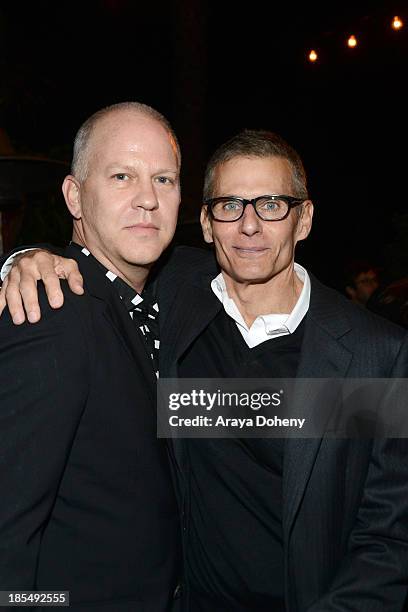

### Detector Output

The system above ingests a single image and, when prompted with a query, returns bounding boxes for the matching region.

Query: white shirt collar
[211,263,311,348]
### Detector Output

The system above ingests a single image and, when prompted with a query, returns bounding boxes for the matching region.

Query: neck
[222,264,303,327]
[71,229,150,294]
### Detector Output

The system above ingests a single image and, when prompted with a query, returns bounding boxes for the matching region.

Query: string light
[305,12,404,65]
[391,16,403,30]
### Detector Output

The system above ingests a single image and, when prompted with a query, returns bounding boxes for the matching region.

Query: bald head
[62,101,181,293]
[71,102,180,182]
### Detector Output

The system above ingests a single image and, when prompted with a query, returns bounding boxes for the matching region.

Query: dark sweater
[179,310,306,611]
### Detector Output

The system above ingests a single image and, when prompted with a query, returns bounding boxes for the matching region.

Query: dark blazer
[0,244,181,611]
[157,246,408,612]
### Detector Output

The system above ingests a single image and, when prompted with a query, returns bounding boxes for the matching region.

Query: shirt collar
[211,263,310,337]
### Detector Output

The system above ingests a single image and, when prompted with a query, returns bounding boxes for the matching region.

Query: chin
[224,266,268,284]
[123,245,167,267]
[232,262,271,279]
[235,274,273,285]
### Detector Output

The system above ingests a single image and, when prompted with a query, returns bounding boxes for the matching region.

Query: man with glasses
[1,130,408,612]
[167,131,408,611]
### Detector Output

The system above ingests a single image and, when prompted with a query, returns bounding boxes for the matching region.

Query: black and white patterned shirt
[71,242,160,378]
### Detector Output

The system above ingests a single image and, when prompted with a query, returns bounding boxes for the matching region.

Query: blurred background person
[344,259,380,307]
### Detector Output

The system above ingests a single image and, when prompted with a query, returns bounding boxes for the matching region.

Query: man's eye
[223,201,240,211]
[114,174,129,181]
[258,199,281,212]
[263,201,278,210]
[156,176,174,185]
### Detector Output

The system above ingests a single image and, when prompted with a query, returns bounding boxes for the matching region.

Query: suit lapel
[159,272,222,377]
[101,297,157,393]
[157,258,356,543]
[64,245,157,396]
[158,266,221,474]
[283,276,353,542]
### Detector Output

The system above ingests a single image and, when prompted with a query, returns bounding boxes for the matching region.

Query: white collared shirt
[211,263,310,348]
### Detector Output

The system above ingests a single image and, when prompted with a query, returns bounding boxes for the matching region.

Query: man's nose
[239,202,262,236]
[131,181,159,211]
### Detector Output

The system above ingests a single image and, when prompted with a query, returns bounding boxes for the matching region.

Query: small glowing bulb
[347,35,357,48]
[392,16,403,30]
[309,50,318,62]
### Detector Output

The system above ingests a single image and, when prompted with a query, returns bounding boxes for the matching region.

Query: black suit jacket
[157,246,408,612]
[0,244,181,611]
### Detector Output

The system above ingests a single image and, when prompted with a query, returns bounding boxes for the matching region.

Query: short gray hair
[203,129,308,201]
[71,101,181,181]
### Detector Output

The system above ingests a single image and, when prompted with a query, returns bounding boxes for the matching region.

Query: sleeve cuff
[1,248,39,281]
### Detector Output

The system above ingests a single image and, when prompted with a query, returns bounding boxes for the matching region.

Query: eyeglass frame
[203,195,305,222]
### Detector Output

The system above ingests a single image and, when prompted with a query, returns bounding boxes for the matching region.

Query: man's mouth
[233,246,268,254]
[124,223,159,231]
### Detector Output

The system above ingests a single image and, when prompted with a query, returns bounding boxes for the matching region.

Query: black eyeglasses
[204,195,304,222]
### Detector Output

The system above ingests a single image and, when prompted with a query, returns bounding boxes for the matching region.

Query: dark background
[0,0,407,288]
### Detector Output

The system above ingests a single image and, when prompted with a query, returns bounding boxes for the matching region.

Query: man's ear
[62,175,82,219]
[295,200,314,243]
[200,205,214,244]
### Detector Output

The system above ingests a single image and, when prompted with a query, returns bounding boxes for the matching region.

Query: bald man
[0,103,183,611]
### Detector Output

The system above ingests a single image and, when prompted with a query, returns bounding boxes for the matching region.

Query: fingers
[54,257,84,295]
[19,253,84,319]
[4,267,27,324]
[42,268,65,310]
[2,250,85,325]
[17,251,60,322]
